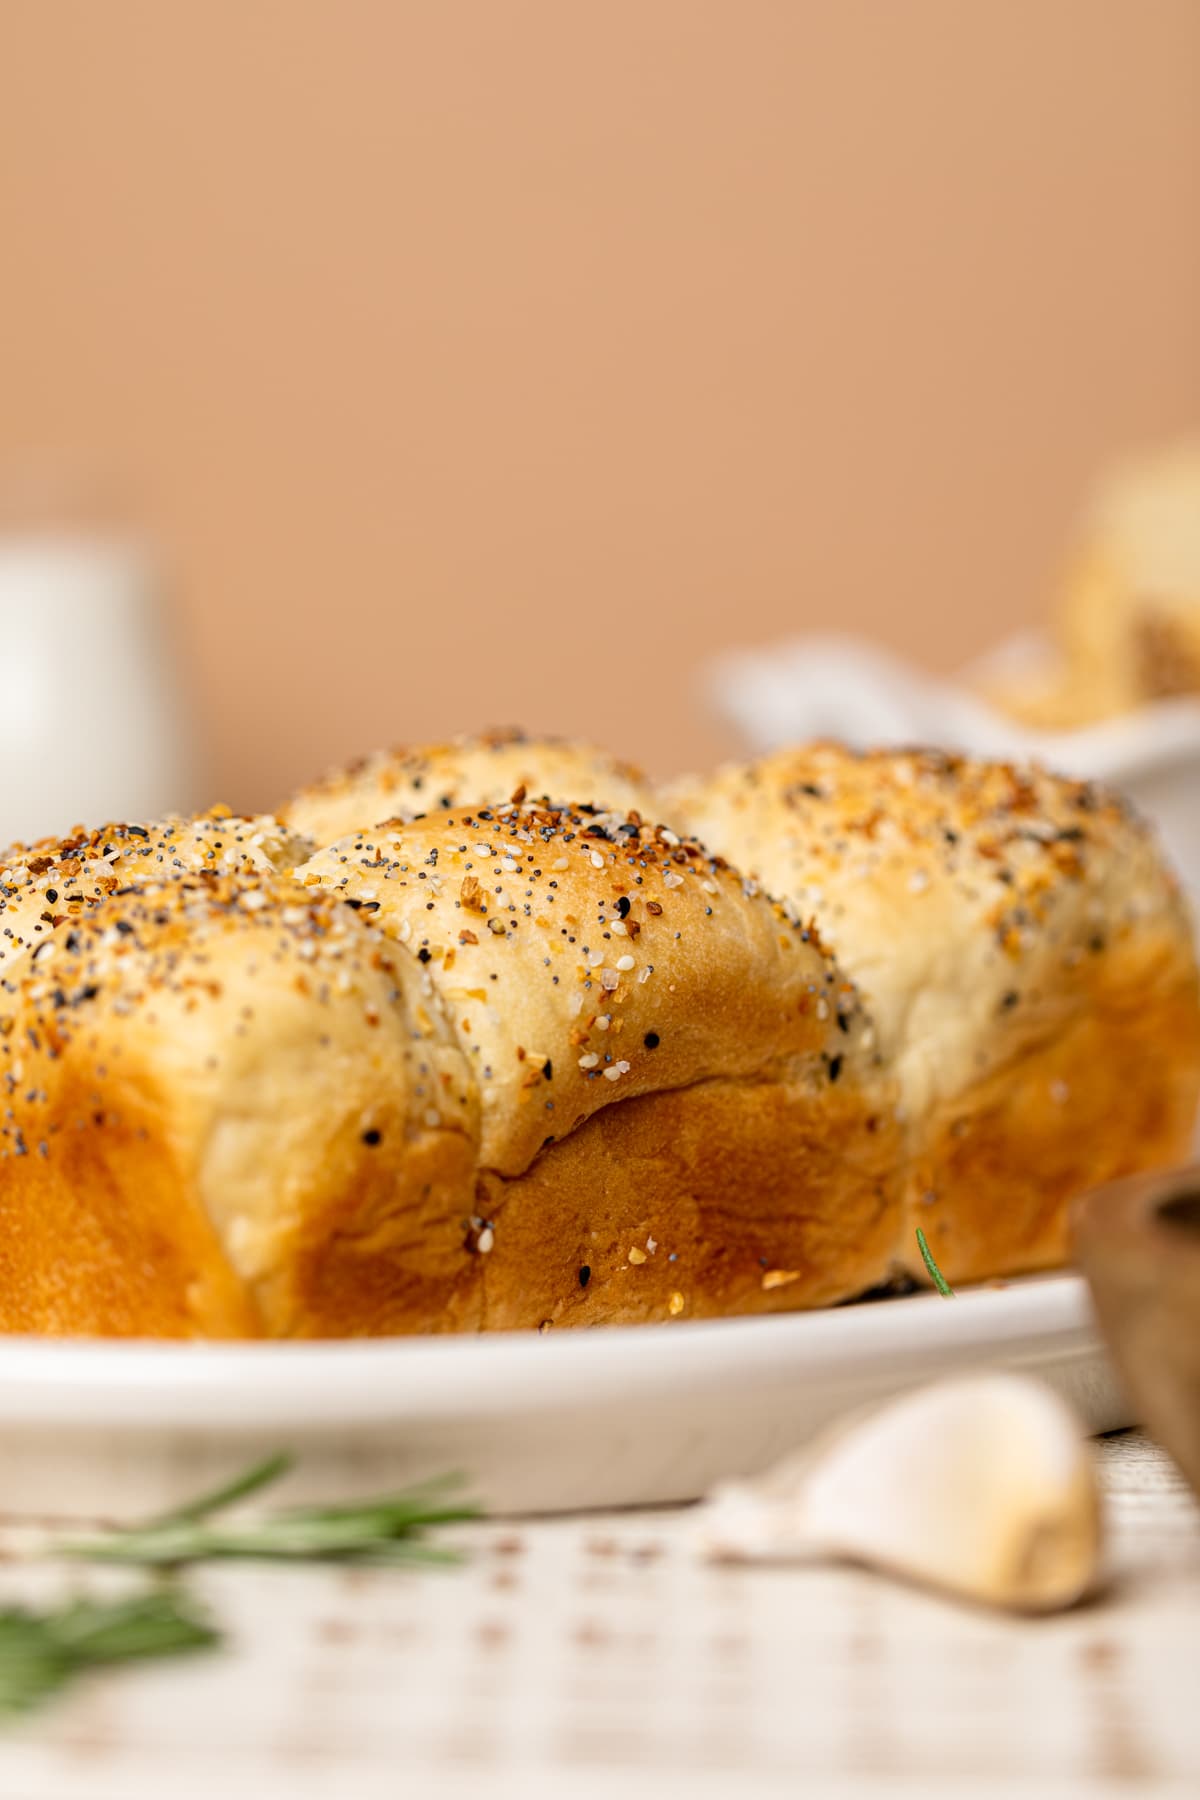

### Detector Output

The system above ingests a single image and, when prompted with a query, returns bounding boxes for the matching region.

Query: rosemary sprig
[63,1454,479,1568]
[916,1226,955,1297]
[0,1456,476,1721]
[0,1590,219,1718]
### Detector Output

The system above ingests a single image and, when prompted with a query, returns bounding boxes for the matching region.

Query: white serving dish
[0,1274,1122,1520]
[706,633,1200,901]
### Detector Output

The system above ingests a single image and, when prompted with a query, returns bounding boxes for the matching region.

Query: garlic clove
[697,1373,1103,1613]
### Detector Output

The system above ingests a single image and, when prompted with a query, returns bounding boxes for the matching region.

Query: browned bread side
[0,871,478,1337]
[666,743,1200,1285]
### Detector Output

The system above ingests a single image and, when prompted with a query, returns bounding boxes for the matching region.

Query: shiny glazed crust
[667,743,1200,1285]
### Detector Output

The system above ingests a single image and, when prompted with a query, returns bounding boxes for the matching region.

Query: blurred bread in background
[981,438,1200,729]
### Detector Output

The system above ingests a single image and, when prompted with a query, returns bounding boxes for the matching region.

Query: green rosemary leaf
[63,1460,479,1568]
[134,1451,293,1530]
[916,1226,955,1297]
[0,1590,220,1719]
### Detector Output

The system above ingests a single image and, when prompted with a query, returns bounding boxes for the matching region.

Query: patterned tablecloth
[0,1431,1196,1799]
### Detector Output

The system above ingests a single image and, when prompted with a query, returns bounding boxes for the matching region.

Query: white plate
[0,1273,1125,1518]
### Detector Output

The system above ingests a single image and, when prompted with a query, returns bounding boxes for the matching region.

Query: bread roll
[296,803,901,1327]
[282,728,655,843]
[667,743,1200,1285]
[0,872,477,1337]
[0,809,310,997]
[980,438,1200,728]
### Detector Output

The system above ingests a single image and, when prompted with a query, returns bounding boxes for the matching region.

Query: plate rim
[0,1273,1097,1431]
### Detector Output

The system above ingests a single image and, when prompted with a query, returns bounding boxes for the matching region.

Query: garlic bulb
[697,1373,1102,1612]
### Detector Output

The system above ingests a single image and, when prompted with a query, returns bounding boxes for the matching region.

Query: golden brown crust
[914,966,1200,1283]
[667,742,1200,1284]
[281,729,657,843]
[2,731,1189,1338]
[0,872,478,1338]
[0,795,902,1337]
[474,1075,900,1329]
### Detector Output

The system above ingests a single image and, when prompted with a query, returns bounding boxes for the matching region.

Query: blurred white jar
[0,533,196,846]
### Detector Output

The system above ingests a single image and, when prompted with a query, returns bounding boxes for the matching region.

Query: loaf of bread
[282,728,656,843]
[0,731,1194,1338]
[666,743,1200,1285]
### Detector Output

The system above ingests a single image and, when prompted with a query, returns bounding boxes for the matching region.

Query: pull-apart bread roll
[0,809,312,999]
[667,744,1200,1286]
[296,804,901,1327]
[0,868,477,1337]
[282,728,655,843]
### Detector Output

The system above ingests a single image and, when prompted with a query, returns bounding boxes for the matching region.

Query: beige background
[2,1,1198,810]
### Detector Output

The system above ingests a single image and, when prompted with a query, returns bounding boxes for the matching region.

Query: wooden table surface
[0,1430,1196,1799]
